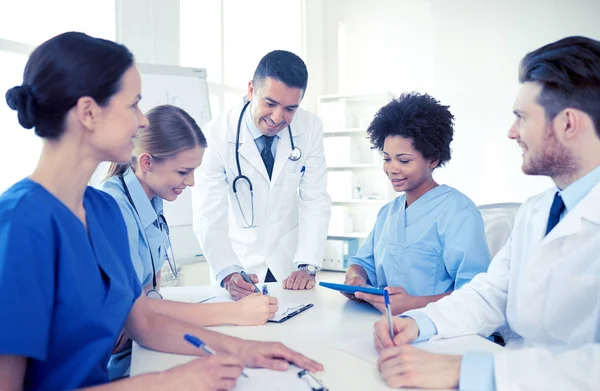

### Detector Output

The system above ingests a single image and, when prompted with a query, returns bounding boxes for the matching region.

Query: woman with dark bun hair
[0,32,322,391]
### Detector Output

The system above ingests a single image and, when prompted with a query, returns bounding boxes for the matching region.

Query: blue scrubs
[0,179,142,391]
[100,169,169,379]
[100,168,168,289]
[348,185,490,295]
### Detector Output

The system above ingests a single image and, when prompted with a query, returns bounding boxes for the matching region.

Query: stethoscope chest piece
[289,147,302,161]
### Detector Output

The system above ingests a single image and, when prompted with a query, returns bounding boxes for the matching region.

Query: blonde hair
[105,104,207,179]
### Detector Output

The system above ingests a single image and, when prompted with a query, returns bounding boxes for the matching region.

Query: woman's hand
[233,293,279,325]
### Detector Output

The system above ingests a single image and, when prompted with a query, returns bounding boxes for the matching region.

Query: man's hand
[282,270,315,290]
[373,315,419,352]
[223,272,259,301]
[378,345,461,389]
[355,286,415,314]
[341,274,367,300]
[236,340,324,373]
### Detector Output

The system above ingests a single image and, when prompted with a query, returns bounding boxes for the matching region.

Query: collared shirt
[100,168,169,288]
[405,164,600,391]
[0,179,141,390]
[245,101,281,158]
[558,165,600,217]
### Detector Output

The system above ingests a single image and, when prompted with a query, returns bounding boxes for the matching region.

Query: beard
[522,123,577,178]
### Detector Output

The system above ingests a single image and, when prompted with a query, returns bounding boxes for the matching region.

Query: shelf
[331,199,386,205]
[327,232,370,240]
[327,164,380,170]
[323,128,366,136]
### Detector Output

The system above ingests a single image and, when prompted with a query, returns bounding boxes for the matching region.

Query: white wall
[306,0,600,204]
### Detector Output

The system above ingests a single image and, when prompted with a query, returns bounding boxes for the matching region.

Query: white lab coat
[417,182,600,390]
[192,102,331,283]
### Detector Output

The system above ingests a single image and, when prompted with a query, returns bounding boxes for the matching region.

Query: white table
[131,284,503,390]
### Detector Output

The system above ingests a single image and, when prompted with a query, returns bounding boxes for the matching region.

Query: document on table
[204,295,312,323]
[332,334,505,363]
[233,366,328,391]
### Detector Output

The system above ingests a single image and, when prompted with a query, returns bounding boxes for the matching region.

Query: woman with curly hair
[341,92,490,316]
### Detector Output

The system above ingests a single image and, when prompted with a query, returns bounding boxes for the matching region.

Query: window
[0,0,116,192]
[180,0,303,118]
[0,0,115,44]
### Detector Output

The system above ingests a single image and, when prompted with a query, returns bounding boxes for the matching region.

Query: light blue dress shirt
[100,168,169,289]
[348,185,490,296]
[215,103,282,285]
[405,165,600,391]
[0,179,141,390]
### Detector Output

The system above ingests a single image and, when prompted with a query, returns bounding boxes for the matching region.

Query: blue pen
[184,334,250,378]
[384,289,394,341]
[300,165,306,177]
[262,284,269,295]
[239,271,260,293]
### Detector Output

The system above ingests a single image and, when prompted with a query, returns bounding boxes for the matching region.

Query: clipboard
[267,303,314,323]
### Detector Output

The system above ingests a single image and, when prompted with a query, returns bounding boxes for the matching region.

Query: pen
[384,289,394,341]
[262,284,269,295]
[184,334,250,378]
[239,271,260,293]
[300,165,306,177]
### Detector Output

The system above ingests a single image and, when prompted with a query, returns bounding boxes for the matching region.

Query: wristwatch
[298,264,318,276]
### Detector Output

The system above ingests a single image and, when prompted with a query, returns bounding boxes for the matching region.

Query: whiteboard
[137,63,212,228]
[90,63,212,229]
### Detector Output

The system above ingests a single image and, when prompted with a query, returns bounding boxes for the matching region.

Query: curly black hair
[367,92,455,168]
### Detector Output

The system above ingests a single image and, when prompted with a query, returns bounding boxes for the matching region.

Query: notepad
[204,295,313,323]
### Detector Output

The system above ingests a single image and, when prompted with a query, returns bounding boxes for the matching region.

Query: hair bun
[5,85,38,129]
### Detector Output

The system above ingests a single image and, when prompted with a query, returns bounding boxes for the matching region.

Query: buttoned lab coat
[192,102,331,283]
[417,182,600,390]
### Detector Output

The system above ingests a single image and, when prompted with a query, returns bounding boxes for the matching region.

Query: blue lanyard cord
[120,176,164,292]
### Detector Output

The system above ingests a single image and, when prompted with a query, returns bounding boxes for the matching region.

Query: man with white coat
[372,36,600,390]
[192,50,330,300]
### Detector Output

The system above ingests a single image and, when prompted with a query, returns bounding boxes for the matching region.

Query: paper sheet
[233,366,327,391]
[204,295,311,322]
[332,335,504,364]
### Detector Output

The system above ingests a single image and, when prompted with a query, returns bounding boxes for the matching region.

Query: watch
[298,264,318,276]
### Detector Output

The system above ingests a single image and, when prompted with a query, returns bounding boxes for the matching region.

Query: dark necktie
[261,135,275,179]
[545,192,566,236]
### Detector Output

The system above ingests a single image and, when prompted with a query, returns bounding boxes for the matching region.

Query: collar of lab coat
[227,100,305,184]
[536,180,600,245]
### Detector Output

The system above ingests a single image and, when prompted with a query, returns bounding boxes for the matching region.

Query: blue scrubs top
[0,179,142,391]
[348,185,490,295]
[100,168,168,289]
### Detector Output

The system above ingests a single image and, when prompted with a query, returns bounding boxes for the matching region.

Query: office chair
[477,202,522,259]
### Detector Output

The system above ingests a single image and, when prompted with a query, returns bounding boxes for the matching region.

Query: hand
[374,315,419,353]
[223,273,259,301]
[341,274,367,300]
[164,355,244,390]
[112,330,130,354]
[234,293,279,325]
[236,340,324,373]
[282,270,315,290]
[378,345,461,389]
[355,286,415,314]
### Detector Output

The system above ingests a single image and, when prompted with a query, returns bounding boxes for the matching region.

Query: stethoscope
[232,100,302,229]
[120,175,179,300]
